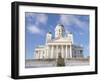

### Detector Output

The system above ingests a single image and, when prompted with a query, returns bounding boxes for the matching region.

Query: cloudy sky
[25,12,89,59]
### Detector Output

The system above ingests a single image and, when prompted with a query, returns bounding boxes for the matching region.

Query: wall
[0,0,99,81]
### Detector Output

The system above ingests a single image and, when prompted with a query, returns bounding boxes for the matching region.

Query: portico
[35,43,72,59]
[34,24,83,60]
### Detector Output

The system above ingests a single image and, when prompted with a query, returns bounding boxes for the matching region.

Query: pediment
[53,38,71,43]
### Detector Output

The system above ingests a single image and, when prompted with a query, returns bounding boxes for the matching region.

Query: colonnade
[45,45,72,59]
[35,45,72,59]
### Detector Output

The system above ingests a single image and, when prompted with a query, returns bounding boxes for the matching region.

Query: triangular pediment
[52,37,71,43]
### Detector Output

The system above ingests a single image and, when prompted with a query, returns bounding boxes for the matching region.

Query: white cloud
[80,44,84,47]
[27,25,45,35]
[59,15,72,26]
[26,13,47,35]
[49,25,54,30]
[36,14,48,25]
[59,15,88,31]
[79,32,84,35]
[26,13,36,18]
[26,12,48,25]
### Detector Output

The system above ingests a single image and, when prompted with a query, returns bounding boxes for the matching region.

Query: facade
[34,24,83,59]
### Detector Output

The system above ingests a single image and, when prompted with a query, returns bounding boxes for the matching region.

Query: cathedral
[34,24,83,60]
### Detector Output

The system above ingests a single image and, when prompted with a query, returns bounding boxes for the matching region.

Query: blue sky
[25,12,89,59]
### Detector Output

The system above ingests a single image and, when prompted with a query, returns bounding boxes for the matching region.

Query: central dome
[55,24,64,30]
[55,24,65,38]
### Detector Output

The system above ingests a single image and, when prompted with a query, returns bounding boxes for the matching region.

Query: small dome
[68,32,72,34]
[47,32,52,35]
[48,32,52,34]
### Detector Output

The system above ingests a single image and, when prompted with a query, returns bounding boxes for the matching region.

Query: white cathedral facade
[34,24,83,60]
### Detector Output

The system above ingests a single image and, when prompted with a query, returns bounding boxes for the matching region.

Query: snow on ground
[25,59,89,68]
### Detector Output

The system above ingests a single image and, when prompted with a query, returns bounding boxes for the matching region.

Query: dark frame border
[11,1,98,79]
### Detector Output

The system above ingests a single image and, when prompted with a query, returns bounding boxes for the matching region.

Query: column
[47,46,50,59]
[61,45,64,58]
[37,51,38,59]
[51,45,54,59]
[45,46,47,59]
[63,46,66,59]
[64,46,66,63]
[44,50,46,59]
[35,51,36,59]
[46,49,48,59]
[67,45,70,58]
[54,46,56,59]
[38,51,40,59]
[66,45,67,58]
[70,45,72,58]
[35,51,37,59]
[48,46,51,59]
[40,51,41,59]
[39,51,41,59]
[40,51,42,59]
[56,45,58,59]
